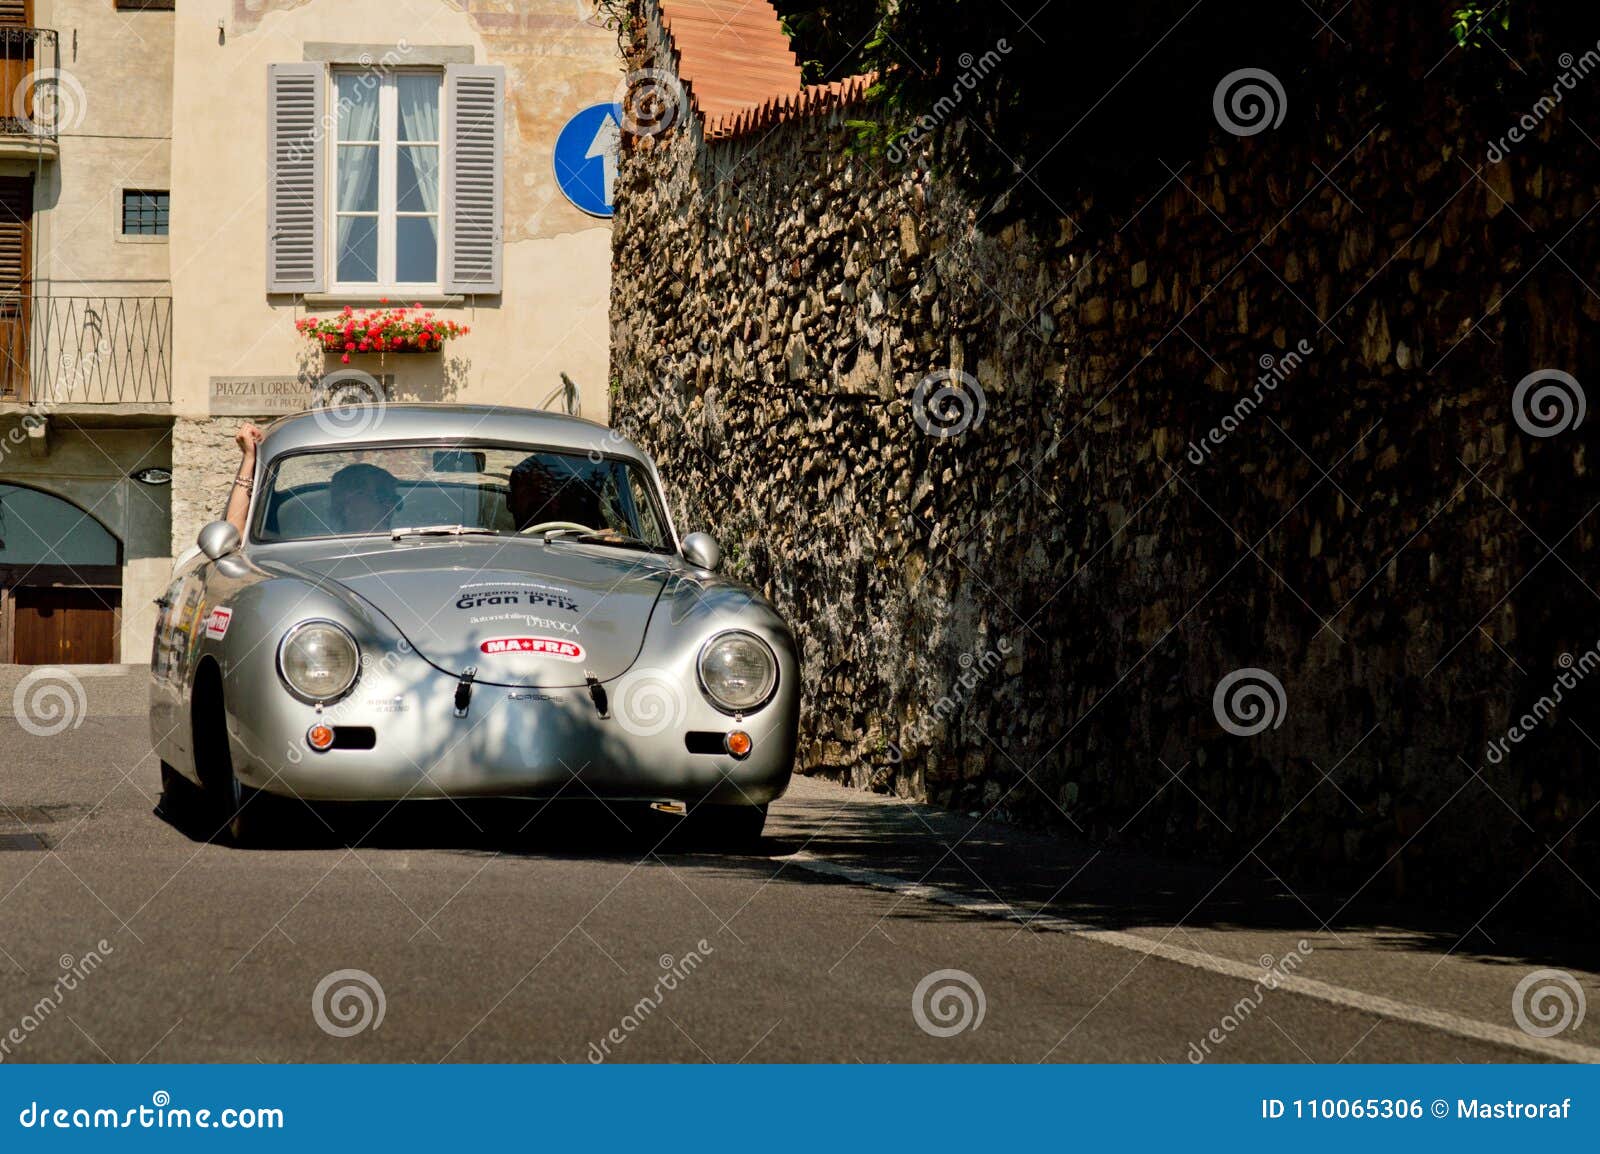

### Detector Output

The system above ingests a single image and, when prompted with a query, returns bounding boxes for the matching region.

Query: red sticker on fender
[479,636,584,661]
[203,607,232,639]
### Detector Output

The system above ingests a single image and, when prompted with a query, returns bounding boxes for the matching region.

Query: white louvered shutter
[266,62,326,294]
[444,64,505,294]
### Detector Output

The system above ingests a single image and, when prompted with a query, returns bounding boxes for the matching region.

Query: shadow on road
[762,787,1600,976]
[153,779,1600,976]
[154,793,787,859]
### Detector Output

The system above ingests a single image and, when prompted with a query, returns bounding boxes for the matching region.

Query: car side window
[628,466,668,545]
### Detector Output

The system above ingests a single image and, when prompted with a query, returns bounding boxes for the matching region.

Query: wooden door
[0,176,30,401]
[0,3,33,141]
[11,586,120,664]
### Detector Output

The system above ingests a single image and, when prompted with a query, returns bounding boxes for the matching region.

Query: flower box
[296,301,470,364]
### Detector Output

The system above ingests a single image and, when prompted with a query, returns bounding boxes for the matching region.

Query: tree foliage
[770,0,880,83]
[760,0,1590,224]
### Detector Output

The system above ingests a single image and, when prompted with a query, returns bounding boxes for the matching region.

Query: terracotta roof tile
[657,0,804,121]
[704,72,877,141]
[646,0,874,142]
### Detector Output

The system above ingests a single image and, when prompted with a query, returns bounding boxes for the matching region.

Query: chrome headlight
[277,620,360,703]
[697,630,778,714]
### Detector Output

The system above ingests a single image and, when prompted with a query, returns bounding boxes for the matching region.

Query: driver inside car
[507,455,620,539]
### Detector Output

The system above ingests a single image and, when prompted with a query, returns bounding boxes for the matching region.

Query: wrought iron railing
[0,28,62,140]
[0,295,173,404]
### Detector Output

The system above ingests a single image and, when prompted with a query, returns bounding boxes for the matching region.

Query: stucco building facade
[0,0,621,665]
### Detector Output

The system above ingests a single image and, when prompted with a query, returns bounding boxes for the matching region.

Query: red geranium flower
[298,305,466,355]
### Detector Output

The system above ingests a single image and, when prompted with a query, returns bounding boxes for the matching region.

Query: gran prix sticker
[203,607,232,639]
[455,584,579,613]
[479,636,584,661]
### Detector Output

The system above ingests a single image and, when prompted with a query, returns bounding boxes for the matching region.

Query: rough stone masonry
[609,3,1600,910]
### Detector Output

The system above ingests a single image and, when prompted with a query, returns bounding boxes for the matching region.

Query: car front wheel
[689,803,768,848]
[192,660,285,848]
[158,761,207,835]
[222,772,278,848]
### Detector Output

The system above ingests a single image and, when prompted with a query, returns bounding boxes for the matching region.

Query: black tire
[221,769,278,848]
[688,804,768,848]
[192,659,288,848]
[158,761,208,834]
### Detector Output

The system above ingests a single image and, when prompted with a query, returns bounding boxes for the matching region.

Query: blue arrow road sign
[554,103,622,218]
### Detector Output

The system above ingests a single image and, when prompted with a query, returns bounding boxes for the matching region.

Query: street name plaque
[208,374,393,416]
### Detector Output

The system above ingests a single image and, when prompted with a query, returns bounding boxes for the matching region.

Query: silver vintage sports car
[150,405,799,846]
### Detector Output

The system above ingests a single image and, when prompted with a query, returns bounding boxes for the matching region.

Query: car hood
[259,537,670,687]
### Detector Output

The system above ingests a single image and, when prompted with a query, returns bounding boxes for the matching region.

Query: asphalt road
[2,666,1597,1064]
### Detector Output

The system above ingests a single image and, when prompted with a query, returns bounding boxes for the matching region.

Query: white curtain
[336,74,380,212]
[397,75,440,215]
[335,74,381,278]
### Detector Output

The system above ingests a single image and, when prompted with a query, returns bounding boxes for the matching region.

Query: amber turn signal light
[307,723,336,752]
[724,730,752,758]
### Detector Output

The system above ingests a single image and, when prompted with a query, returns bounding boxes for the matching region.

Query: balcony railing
[0,295,173,405]
[0,28,62,141]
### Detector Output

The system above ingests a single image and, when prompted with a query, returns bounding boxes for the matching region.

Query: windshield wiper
[390,525,499,540]
[571,532,661,552]
[528,527,661,552]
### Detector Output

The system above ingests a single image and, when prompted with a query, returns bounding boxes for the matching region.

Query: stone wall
[610,6,1600,908]
[171,419,247,556]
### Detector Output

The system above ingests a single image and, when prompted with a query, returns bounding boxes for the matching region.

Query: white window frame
[328,66,445,294]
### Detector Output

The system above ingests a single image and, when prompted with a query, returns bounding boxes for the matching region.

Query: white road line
[781,851,1600,1064]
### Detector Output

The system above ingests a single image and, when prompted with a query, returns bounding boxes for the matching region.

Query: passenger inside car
[328,463,402,534]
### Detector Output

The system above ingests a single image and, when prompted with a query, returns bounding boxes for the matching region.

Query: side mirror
[198,520,241,561]
[681,532,721,572]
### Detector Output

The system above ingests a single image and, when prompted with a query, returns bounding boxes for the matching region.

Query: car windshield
[252,443,673,551]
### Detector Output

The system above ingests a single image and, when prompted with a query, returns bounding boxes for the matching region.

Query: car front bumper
[224,665,797,806]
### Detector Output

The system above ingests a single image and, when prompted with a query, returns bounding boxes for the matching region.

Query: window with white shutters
[265,62,326,293]
[266,59,503,298]
[330,69,443,290]
[443,64,504,295]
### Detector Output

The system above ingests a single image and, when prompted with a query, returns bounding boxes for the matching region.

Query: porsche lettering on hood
[260,540,667,687]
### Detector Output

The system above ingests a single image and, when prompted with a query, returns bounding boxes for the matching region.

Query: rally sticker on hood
[203,607,232,639]
[479,636,585,661]
[456,583,579,613]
